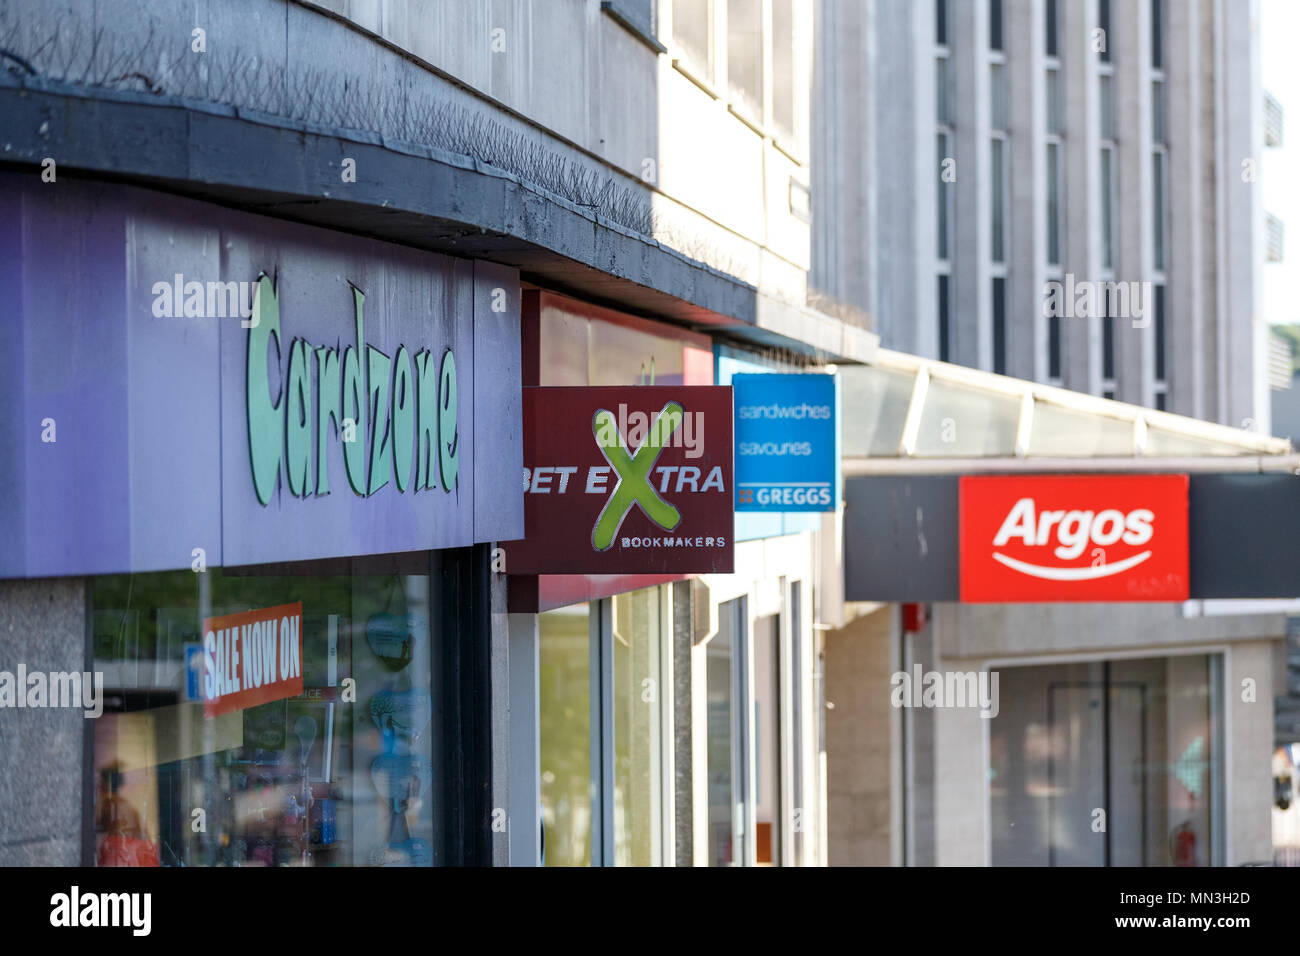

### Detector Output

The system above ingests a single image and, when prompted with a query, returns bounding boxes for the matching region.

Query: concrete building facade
[814,0,1270,432]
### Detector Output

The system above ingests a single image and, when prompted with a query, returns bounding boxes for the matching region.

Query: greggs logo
[960,475,1189,602]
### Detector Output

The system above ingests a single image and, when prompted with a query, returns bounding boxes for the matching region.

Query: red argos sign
[503,387,734,574]
[960,475,1189,602]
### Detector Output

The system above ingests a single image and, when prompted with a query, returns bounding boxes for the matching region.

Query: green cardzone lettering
[246,274,458,504]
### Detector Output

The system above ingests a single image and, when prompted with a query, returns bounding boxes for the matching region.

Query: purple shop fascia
[0,175,524,578]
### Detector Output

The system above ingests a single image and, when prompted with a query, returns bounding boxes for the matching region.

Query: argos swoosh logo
[991,550,1152,581]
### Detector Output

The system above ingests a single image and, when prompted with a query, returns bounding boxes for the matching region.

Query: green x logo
[591,402,684,551]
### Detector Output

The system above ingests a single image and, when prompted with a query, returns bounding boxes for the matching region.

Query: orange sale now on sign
[201,602,303,717]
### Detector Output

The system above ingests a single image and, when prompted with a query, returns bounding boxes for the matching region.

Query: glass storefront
[539,603,592,867]
[989,654,1223,866]
[90,557,476,867]
[707,597,749,866]
[538,586,673,866]
[536,578,810,866]
[612,588,668,865]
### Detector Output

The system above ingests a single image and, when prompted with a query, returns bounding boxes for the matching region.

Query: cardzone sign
[201,602,304,717]
[960,475,1189,602]
[504,387,734,574]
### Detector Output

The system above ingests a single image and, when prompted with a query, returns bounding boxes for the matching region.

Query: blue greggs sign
[732,373,839,512]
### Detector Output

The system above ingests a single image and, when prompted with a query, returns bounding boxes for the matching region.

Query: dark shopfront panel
[844,473,1300,602]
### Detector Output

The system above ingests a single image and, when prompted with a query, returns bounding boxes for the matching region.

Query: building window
[1103,309,1115,381]
[1046,67,1063,134]
[1266,213,1286,263]
[1099,73,1115,140]
[990,0,1004,51]
[938,274,951,362]
[936,56,950,124]
[673,0,712,79]
[1098,0,1112,62]
[936,0,948,45]
[727,0,763,119]
[1153,151,1166,271]
[1152,79,1166,144]
[1100,146,1115,270]
[993,277,1007,375]
[1155,284,1166,382]
[991,62,1007,129]
[771,0,795,142]
[991,138,1006,263]
[1048,311,1062,380]
[937,131,951,259]
[1046,0,1059,57]
[1151,0,1164,69]
[1047,142,1061,265]
[1154,392,1166,411]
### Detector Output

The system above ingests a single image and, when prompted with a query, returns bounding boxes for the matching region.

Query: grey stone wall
[0,578,88,866]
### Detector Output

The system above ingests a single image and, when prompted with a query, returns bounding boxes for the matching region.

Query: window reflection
[91,568,435,866]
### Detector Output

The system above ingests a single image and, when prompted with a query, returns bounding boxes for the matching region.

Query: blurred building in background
[813,0,1293,868]
[815,0,1271,432]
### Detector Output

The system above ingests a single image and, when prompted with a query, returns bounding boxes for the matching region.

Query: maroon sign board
[503,387,734,574]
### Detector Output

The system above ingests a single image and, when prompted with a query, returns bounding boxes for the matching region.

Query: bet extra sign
[504,387,734,574]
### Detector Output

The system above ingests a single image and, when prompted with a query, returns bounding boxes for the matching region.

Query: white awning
[841,349,1296,474]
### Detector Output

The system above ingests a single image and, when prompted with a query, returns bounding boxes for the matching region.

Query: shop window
[707,596,750,865]
[540,586,671,866]
[938,274,951,362]
[788,582,806,866]
[533,293,714,388]
[753,613,781,865]
[92,564,445,867]
[539,603,592,866]
[989,655,1223,866]
[612,588,670,865]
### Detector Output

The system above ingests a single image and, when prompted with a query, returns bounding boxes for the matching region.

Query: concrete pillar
[507,612,539,865]
[1062,0,1103,395]
[0,578,89,865]
[1228,640,1275,864]
[824,606,897,865]
[1166,0,1206,419]
[949,0,992,370]
[1114,0,1155,408]
[1006,0,1048,382]
[930,667,989,866]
